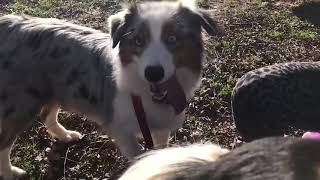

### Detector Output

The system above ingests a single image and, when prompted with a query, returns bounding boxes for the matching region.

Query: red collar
[131,94,154,149]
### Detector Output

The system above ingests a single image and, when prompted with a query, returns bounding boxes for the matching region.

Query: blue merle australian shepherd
[0,0,223,178]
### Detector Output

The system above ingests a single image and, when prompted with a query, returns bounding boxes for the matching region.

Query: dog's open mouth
[150,84,168,103]
[149,75,187,114]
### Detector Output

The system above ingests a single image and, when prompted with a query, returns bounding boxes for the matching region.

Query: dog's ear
[196,10,224,36]
[108,4,137,48]
[179,0,224,36]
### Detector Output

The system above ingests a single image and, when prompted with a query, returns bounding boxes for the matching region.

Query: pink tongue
[302,132,320,139]
[157,76,187,114]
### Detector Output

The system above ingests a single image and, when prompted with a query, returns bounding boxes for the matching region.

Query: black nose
[144,66,164,83]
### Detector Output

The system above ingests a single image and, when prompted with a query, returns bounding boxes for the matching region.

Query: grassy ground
[1,0,320,179]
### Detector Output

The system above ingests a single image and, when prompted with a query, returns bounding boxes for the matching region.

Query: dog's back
[232,62,320,140]
[0,15,115,148]
[120,137,320,180]
[0,15,116,107]
[0,15,111,83]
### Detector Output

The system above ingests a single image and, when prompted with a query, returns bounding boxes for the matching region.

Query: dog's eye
[167,35,177,44]
[134,36,143,47]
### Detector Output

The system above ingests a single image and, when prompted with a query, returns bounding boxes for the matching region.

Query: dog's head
[108,0,223,107]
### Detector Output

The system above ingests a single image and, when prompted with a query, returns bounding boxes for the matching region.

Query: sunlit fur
[119,143,229,180]
[120,137,320,180]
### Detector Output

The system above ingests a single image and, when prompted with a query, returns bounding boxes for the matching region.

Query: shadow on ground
[292,1,320,27]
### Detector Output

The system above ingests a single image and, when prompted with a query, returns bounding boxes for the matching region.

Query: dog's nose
[144,66,164,83]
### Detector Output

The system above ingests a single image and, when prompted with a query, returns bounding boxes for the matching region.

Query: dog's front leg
[111,128,142,159]
[152,129,171,149]
[41,102,82,142]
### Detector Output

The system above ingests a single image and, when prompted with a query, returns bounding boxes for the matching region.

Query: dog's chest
[142,96,182,128]
[113,91,184,133]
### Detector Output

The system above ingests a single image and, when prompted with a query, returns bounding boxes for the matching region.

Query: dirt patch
[292,1,320,27]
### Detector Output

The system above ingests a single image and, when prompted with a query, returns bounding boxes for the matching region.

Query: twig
[63,147,70,179]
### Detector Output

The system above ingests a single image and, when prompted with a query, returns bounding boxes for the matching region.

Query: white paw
[1,166,27,180]
[59,130,83,142]
[11,166,27,177]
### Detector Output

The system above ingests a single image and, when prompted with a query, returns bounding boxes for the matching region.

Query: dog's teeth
[163,91,168,96]
[153,91,167,101]
[150,87,168,103]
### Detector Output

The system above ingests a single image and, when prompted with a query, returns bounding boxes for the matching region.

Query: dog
[232,62,320,141]
[0,0,223,179]
[120,137,320,180]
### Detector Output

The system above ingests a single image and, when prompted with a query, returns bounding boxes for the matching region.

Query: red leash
[131,94,154,149]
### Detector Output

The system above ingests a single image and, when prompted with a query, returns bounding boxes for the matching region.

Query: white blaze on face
[134,6,176,83]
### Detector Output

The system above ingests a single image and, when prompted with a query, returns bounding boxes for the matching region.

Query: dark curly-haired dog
[232,62,320,140]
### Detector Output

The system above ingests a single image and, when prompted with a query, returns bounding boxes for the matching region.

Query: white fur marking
[179,0,197,11]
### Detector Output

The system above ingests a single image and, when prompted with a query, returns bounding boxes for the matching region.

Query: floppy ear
[108,4,137,48]
[178,0,224,36]
[197,10,225,36]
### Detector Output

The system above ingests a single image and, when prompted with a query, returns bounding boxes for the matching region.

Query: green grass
[269,11,319,40]
[269,30,284,39]
[218,75,238,98]
[6,0,108,18]
[6,0,65,17]
[3,0,120,31]
[293,30,318,40]
[12,143,47,180]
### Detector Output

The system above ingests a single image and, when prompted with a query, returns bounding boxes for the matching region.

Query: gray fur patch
[0,15,117,144]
